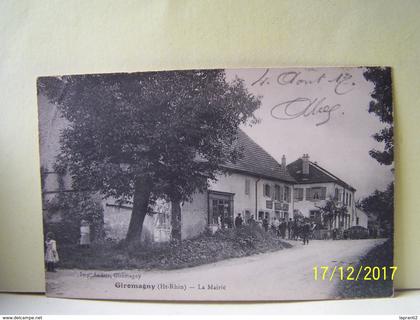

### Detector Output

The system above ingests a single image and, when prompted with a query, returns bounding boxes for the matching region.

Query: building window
[349,193,352,206]
[266,200,273,209]
[334,188,339,201]
[338,189,343,203]
[356,217,359,226]
[310,210,321,222]
[306,187,326,201]
[264,184,271,197]
[245,178,250,195]
[274,184,281,201]
[294,188,304,201]
[284,186,290,202]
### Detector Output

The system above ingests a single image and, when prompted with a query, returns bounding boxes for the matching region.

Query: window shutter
[306,188,311,200]
[274,185,280,201]
[321,187,327,200]
[287,187,291,203]
[338,189,343,203]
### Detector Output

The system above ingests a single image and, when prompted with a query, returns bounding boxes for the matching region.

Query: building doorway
[208,191,234,229]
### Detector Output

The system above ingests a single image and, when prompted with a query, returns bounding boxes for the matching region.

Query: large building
[287,155,356,231]
[148,130,358,240]
[39,94,359,242]
[179,129,296,239]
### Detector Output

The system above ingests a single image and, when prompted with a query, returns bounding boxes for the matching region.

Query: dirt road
[46,239,387,301]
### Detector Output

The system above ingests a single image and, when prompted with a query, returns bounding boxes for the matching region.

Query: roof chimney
[302,154,309,175]
[281,155,286,170]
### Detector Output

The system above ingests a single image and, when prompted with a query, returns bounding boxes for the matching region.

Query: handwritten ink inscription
[252,69,356,126]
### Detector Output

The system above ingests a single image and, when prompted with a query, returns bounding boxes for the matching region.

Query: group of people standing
[234,213,315,245]
[233,213,256,228]
[234,213,263,228]
[265,217,291,239]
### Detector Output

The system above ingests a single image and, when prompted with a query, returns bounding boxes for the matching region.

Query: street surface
[46,239,387,301]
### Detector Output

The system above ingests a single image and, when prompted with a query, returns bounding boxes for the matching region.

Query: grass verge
[57,224,292,270]
[335,238,394,298]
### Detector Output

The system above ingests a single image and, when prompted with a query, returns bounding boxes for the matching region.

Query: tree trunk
[171,200,182,241]
[125,177,152,243]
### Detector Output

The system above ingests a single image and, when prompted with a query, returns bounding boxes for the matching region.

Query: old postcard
[37,67,394,301]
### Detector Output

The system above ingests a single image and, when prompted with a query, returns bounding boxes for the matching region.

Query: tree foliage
[357,182,394,234]
[44,191,104,244]
[38,70,260,241]
[362,67,394,236]
[363,67,393,166]
[316,197,348,230]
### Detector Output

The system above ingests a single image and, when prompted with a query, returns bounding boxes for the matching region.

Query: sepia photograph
[37,67,394,301]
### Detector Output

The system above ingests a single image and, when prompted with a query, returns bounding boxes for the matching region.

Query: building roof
[287,158,356,191]
[355,208,368,218]
[222,130,296,183]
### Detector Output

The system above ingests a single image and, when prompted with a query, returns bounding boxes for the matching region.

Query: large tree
[363,67,393,166]
[357,183,394,235]
[38,70,260,242]
[361,67,394,234]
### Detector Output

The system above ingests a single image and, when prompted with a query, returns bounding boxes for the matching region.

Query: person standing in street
[272,217,280,236]
[302,222,311,245]
[45,232,59,272]
[235,213,243,228]
[262,216,269,232]
[287,218,292,239]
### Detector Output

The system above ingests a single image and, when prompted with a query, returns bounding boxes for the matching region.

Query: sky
[225,67,393,200]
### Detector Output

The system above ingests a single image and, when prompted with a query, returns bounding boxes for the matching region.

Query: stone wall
[103,200,166,243]
[180,191,208,240]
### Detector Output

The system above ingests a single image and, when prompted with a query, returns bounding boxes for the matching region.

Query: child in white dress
[45,232,59,272]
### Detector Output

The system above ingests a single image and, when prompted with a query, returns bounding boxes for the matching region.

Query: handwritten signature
[252,68,355,126]
[271,97,341,127]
